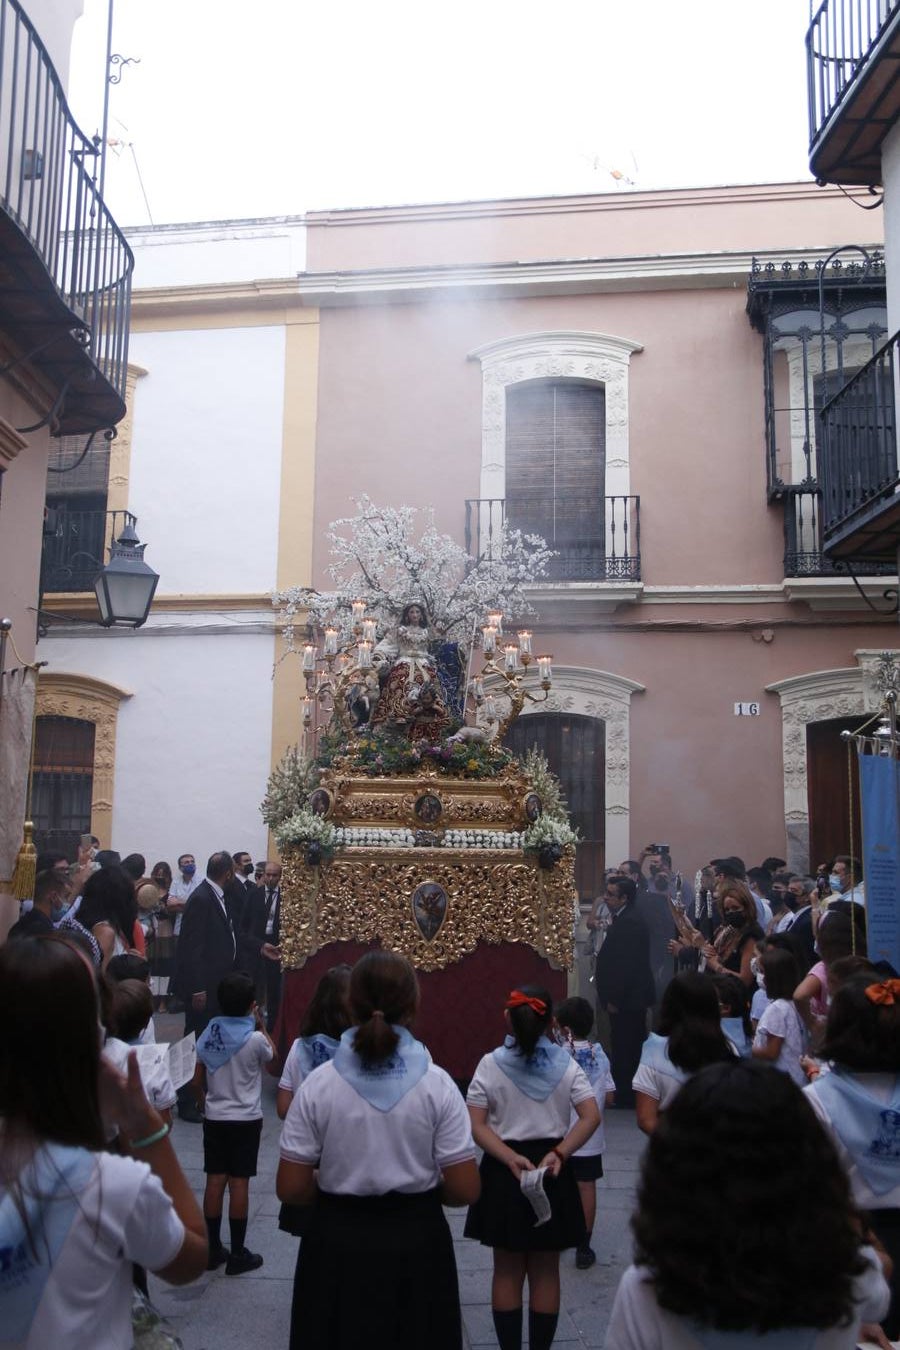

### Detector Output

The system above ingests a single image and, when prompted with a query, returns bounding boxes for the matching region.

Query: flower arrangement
[519,748,569,823]
[261,746,319,829]
[333,728,513,780]
[443,830,524,849]
[522,814,579,858]
[335,827,417,848]
[274,808,337,864]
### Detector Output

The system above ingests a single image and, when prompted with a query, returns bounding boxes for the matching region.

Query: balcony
[0,0,133,434]
[41,506,136,593]
[782,484,897,576]
[819,328,900,560]
[807,0,900,185]
[465,496,641,582]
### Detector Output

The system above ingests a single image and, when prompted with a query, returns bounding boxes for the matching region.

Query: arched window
[505,712,605,900]
[32,716,95,858]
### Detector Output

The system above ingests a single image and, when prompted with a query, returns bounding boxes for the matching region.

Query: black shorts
[570,1153,604,1183]
[202,1117,263,1177]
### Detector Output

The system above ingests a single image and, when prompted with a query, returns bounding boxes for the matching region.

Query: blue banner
[858,752,900,976]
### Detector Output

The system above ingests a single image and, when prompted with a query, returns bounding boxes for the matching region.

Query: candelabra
[298,599,376,744]
[469,610,553,738]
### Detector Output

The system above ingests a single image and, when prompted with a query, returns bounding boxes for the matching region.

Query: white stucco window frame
[468,330,643,502]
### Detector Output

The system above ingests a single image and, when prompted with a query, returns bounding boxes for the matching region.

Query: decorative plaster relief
[35,674,132,849]
[517,665,645,866]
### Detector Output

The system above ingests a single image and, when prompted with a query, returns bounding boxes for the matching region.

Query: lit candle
[482,625,497,655]
[517,629,532,656]
[362,618,377,643]
[358,640,373,668]
[302,696,313,727]
[485,696,497,720]
[351,599,366,624]
[504,644,518,672]
[487,610,503,636]
[473,678,485,702]
[302,644,316,672]
[538,654,553,682]
[324,627,338,656]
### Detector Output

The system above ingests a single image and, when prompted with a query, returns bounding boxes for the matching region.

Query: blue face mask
[828,873,842,891]
[182,863,196,878]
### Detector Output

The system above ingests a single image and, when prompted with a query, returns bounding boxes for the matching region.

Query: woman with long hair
[607,1060,890,1349]
[0,936,206,1347]
[632,972,736,1134]
[277,952,479,1349]
[77,865,141,968]
[701,881,764,987]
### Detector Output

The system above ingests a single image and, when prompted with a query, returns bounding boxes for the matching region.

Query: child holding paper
[464,985,600,1350]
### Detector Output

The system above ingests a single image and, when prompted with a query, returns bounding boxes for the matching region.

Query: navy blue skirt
[464,1137,586,1252]
[290,1188,462,1350]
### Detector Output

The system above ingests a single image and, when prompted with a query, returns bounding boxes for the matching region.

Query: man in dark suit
[224,849,256,929]
[593,875,655,1109]
[238,861,282,1031]
[174,850,237,1121]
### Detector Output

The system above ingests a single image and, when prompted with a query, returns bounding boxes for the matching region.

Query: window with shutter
[505,381,606,578]
[32,716,95,860]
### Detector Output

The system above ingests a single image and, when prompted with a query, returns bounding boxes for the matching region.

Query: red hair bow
[506,990,547,1015]
[865,978,900,1006]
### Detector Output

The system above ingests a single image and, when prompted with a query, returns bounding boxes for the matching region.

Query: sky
[68,0,817,229]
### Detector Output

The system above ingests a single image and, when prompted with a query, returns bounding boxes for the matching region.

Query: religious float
[266,500,578,1079]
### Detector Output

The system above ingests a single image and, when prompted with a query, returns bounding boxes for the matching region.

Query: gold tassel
[11,821,37,900]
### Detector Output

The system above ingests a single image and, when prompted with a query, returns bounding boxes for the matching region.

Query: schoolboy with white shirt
[193,971,274,1276]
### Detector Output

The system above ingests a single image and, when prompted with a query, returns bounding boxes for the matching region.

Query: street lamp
[93,523,159,627]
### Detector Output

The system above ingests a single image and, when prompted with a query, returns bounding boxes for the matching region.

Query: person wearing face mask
[701,882,764,988]
[8,869,71,938]
[826,856,866,909]
[224,851,256,930]
[168,853,201,936]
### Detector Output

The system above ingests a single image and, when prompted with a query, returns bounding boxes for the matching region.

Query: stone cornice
[0,416,27,468]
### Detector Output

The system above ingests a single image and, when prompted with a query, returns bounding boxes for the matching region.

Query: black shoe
[177,1101,204,1123]
[575,1245,596,1269]
[226,1248,264,1276]
[207,1244,229,1271]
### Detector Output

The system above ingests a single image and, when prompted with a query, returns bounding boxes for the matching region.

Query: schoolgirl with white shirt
[751,947,809,1087]
[0,936,207,1350]
[275,963,352,1237]
[805,973,900,1340]
[277,952,479,1350]
[464,985,600,1350]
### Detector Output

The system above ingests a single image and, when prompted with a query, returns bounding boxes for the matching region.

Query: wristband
[130,1122,170,1150]
[551,1146,566,1164]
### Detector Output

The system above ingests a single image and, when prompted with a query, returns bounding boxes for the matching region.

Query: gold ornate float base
[280,845,576,973]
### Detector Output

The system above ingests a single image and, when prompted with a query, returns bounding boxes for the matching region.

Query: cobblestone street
[151,1017,644,1350]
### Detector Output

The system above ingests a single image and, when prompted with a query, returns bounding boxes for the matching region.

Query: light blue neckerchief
[572,1041,612,1087]
[687,1325,816,1349]
[492,1034,571,1102]
[637,1032,689,1086]
[811,1068,900,1196]
[0,1143,95,1342]
[720,1017,752,1059]
[332,1025,430,1112]
[196,1015,255,1072]
[294,1033,340,1079]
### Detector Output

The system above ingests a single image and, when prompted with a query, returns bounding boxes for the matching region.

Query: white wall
[26,0,83,89]
[40,628,275,869]
[129,324,286,593]
[127,220,307,289]
[882,120,900,335]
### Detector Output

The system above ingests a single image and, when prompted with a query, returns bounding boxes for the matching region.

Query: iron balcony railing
[0,0,133,432]
[819,328,900,539]
[41,507,136,592]
[465,497,641,582]
[807,0,900,150]
[782,485,895,576]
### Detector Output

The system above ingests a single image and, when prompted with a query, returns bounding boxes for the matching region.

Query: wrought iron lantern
[93,523,159,628]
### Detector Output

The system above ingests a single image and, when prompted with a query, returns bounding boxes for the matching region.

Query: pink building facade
[299,181,900,893]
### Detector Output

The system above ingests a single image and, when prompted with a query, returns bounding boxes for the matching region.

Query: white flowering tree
[274,496,555,649]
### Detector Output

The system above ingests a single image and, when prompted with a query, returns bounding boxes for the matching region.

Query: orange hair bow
[506,990,547,1015]
[865,978,900,1006]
